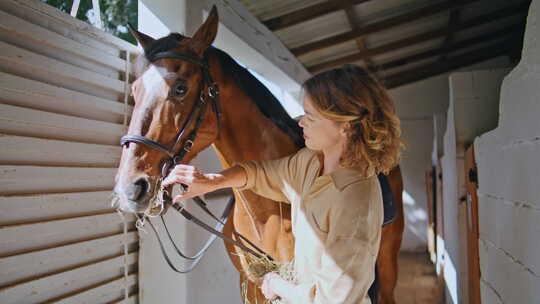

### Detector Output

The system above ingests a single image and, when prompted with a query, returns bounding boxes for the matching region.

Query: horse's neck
[208,54,297,261]
[213,101,297,166]
[210,60,299,166]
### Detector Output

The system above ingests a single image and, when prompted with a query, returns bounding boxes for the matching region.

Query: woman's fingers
[260,272,279,300]
[162,165,199,187]
[261,277,270,298]
[172,186,202,203]
[172,193,190,204]
[161,165,219,203]
[162,174,189,187]
[171,164,197,176]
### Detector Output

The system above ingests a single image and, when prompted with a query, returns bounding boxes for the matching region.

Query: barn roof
[239,0,530,88]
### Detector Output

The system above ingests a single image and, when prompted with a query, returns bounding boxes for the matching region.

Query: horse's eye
[172,82,188,97]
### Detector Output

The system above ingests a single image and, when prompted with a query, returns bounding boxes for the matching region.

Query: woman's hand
[162,164,223,203]
[261,272,281,301]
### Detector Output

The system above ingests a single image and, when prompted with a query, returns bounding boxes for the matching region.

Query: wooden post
[425,167,437,263]
[464,145,481,304]
[91,0,103,29]
[70,0,81,17]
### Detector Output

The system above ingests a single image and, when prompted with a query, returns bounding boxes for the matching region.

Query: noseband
[118,50,271,273]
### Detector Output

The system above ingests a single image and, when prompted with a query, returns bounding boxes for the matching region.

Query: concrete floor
[394,251,444,304]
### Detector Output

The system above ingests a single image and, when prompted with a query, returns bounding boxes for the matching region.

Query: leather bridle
[119,50,272,273]
[120,51,221,178]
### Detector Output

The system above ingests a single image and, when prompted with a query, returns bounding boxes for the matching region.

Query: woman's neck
[319,142,345,176]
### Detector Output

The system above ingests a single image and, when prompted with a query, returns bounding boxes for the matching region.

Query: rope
[135,212,149,234]
[234,189,262,242]
[116,210,130,301]
[279,201,283,234]
[123,50,131,133]
[118,49,132,302]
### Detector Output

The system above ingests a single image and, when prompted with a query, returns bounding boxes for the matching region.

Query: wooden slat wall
[0,0,140,303]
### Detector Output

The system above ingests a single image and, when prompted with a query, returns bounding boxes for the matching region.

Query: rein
[119,50,272,273]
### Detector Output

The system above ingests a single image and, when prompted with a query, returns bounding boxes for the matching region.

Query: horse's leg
[377,221,403,304]
[223,198,283,303]
[223,206,256,303]
[377,166,405,304]
[224,217,265,304]
[223,205,244,271]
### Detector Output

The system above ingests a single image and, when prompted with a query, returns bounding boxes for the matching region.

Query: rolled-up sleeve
[233,148,309,203]
[289,185,382,304]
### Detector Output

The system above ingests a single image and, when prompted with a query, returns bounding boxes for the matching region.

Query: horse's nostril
[134,178,149,201]
[126,177,149,201]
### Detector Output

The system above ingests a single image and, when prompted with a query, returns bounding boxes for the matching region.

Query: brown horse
[378,166,404,304]
[113,6,404,304]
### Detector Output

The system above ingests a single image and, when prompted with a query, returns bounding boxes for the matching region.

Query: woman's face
[298,97,346,151]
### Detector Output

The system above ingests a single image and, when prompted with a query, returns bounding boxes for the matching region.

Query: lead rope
[279,201,283,234]
[133,179,168,235]
[234,189,262,242]
[120,50,131,302]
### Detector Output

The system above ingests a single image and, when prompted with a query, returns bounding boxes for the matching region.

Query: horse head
[113,6,220,213]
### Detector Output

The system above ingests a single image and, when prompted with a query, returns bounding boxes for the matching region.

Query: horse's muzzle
[113,177,154,214]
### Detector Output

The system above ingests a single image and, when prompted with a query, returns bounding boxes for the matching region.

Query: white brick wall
[389,56,511,252]
[443,68,510,304]
[474,0,540,303]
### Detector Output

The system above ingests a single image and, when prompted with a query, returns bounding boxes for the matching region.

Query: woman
[163,64,403,303]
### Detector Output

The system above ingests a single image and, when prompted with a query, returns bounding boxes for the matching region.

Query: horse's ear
[127,23,155,52]
[190,5,218,57]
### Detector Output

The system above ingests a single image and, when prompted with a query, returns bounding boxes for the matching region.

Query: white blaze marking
[140,65,175,109]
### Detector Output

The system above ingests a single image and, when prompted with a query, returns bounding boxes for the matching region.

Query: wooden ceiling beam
[377,23,525,71]
[383,38,521,89]
[307,3,529,73]
[263,0,372,31]
[342,0,377,73]
[292,0,480,56]
[439,5,461,61]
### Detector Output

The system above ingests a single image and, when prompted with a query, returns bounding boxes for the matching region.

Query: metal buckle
[161,159,173,177]
[172,155,182,165]
[184,140,194,152]
[208,83,219,98]
[199,92,206,104]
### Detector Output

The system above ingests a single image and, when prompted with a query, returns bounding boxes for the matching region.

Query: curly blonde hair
[302,64,405,176]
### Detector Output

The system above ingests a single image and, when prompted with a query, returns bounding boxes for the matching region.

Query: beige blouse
[235,147,383,304]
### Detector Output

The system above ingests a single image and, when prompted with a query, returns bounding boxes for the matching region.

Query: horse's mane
[211,48,305,148]
[139,33,305,149]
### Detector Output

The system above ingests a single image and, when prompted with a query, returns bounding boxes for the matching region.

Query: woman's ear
[339,122,349,137]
